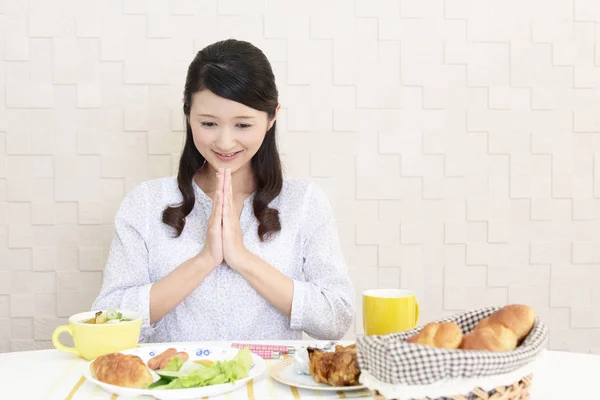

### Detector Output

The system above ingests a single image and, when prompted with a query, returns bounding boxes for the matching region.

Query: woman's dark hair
[162,39,283,241]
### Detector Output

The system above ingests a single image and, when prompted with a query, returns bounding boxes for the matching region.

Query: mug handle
[52,325,80,356]
[414,301,420,327]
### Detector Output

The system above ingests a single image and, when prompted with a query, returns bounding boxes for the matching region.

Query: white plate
[83,344,266,400]
[270,358,366,392]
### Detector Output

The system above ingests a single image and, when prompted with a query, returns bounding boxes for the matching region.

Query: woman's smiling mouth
[213,150,243,161]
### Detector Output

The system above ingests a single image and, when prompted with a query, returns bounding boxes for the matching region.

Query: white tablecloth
[0,341,596,399]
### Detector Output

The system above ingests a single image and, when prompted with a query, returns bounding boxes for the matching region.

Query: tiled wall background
[1,0,600,354]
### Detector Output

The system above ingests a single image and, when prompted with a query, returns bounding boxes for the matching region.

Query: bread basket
[356,306,548,400]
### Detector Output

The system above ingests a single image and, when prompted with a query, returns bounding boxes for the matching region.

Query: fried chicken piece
[307,344,360,387]
[307,348,328,384]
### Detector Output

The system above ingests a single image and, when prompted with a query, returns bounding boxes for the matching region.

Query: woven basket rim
[356,306,549,386]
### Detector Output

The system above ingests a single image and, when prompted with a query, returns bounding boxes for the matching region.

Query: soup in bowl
[52,309,142,360]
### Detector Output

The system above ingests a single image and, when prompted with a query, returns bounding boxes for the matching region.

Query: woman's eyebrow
[196,114,255,119]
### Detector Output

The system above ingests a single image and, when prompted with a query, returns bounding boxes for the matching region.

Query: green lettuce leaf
[163,355,184,372]
[152,347,254,390]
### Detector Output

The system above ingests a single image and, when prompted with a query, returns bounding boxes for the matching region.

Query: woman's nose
[215,127,236,151]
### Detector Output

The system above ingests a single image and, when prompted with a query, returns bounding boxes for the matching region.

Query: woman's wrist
[193,250,219,272]
[227,248,254,274]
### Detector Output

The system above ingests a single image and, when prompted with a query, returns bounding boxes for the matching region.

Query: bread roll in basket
[356,305,548,400]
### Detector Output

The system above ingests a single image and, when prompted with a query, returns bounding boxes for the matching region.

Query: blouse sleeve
[91,181,162,341]
[290,182,355,340]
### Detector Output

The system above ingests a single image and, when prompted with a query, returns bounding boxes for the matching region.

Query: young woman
[92,39,355,342]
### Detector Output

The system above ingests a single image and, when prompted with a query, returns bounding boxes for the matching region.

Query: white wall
[1,0,599,353]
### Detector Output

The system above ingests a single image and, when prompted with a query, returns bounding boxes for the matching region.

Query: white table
[0,341,597,399]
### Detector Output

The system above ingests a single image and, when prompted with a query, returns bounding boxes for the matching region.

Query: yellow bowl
[52,310,142,360]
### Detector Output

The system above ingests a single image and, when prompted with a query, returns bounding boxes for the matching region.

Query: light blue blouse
[92,176,355,342]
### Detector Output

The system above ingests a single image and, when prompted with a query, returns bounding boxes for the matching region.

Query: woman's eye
[237,123,252,129]
[201,122,217,127]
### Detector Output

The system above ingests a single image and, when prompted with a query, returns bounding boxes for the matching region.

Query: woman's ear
[268,104,281,130]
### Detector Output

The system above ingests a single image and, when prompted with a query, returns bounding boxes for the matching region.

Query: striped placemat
[52,359,375,399]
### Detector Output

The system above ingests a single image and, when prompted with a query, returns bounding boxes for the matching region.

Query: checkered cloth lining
[356,306,548,386]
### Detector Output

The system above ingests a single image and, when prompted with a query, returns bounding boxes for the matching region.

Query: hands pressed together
[195,168,294,317]
[199,168,250,271]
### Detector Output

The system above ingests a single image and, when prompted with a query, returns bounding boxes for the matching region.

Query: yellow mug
[52,310,142,360]
[363,289,420,335]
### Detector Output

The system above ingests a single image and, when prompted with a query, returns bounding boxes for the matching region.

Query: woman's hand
[221,168,251,270]
[197,168,225,268]
[218,168,294,317]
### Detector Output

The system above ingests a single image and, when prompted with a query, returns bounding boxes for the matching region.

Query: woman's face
[188,90,278,174]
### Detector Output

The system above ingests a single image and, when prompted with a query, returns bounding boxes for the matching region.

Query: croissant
[459,304,536,352]
[90,353,153,388]
[407,322,463,349]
